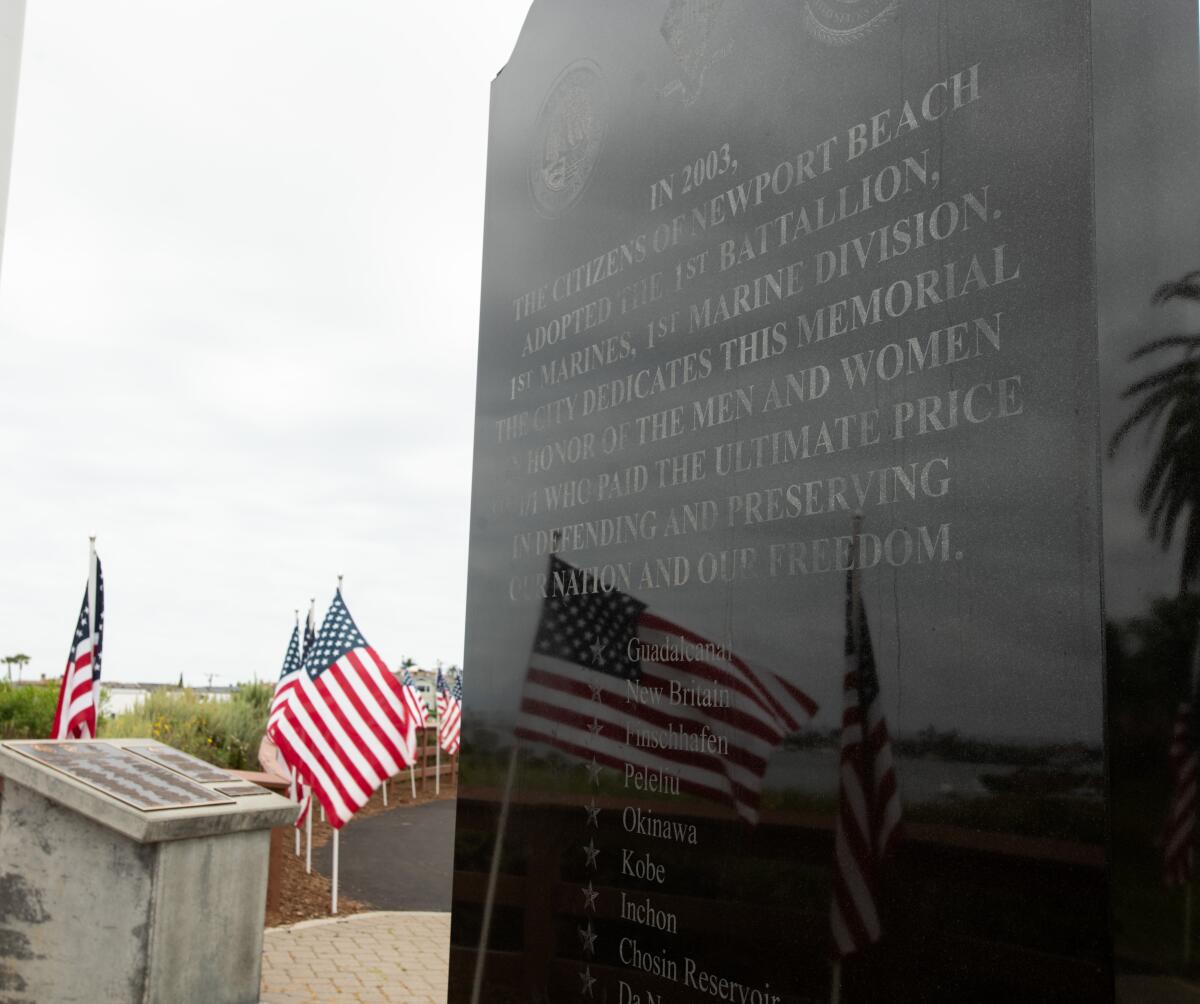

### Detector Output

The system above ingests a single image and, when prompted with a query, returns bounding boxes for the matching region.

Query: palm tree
[2,653,29,683]
[1109,271,1200,590]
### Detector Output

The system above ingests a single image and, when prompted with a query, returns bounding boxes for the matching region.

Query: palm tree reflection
[1109,271,1200,589]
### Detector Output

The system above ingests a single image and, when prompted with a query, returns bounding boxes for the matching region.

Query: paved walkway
[313,798,456,911]
[260,914,1200,1003]
[261,911,449,1004]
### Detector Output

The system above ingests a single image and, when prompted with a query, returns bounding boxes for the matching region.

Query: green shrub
[0,682,60,739]
[233,681,274,721]
[99,684,272,770]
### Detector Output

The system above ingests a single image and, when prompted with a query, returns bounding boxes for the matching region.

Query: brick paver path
[261,911,450,1004]
[263,915,1200,1003]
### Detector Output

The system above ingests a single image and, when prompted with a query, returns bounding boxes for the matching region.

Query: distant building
[101,683,236,717]
[394,667,463,720]
[409,669,437,717]
[103,684,153,717]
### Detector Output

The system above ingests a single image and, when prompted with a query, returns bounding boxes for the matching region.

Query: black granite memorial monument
[451,2,1200,1001]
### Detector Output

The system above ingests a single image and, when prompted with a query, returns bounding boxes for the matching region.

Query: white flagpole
[87,536,99,737]
[436,674,442,795]
[330,573,344,912]
[292,768,301,856]
[291,609,302,856]
[305,802,313,874]
[382,779,388,806]
[470,743,520,1004]
[332,827,340,915]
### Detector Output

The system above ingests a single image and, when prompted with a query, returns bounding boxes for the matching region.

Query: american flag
[514,554,816,824]
[290,771,312,830]
[50,553,105,740]
[292,595,318,825]
[269,620,304,730]
[269,619,310,828]
[268,589,418,829]
[400,667,430,726]
[438,668,462,756]
[830,559,902,957]
[302,599,317,659]
[1164,639,1200,886]
[1165,697,1198,886]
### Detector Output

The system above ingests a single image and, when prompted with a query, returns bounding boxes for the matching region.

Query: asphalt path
[314,797,457,911]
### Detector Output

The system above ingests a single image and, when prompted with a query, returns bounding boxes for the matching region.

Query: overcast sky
[0,1,533,685]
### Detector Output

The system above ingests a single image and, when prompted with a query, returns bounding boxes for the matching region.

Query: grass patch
[99,683,273,770]
[0,681,60,739]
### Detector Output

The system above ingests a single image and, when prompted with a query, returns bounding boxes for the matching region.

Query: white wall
[103,688,150,717]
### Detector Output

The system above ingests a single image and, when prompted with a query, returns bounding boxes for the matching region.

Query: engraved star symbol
[584,798,601,828]
[582,838,600,870]
[589,682,604,703]
[580,880,598,912]
[578,921,598,956]
[579,966,596,997]
[585,758,603,786]
[585,718,604,739]
[588,637,606,663]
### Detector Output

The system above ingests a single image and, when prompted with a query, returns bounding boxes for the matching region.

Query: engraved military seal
[530,60,607,219]
[661,0,731,105]
[804,0,899,46]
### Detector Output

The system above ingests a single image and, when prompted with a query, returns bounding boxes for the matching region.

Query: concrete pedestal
[0,740,298,1004]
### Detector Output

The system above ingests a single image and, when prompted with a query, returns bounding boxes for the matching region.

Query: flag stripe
[521,662,772,778]
[1165,699,1198,886]
[274,712,355,824]
[354,657,417,765]
[290,681,376,796]
[514,563,815,825]
[511,722,741,810]
[266,591,418,830]
[516,690,752,800]
[437,669,462,756]
[315,665,398,781]
[331,662,408,772]
[269,674,301,724]
[830,571,902,958]
[638,615,804,731]
[51,560,103,742]
[399,667,430,730]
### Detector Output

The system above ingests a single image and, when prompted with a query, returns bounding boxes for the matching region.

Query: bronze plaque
[213,782,273,798]
[124,742,238,784]
[2,741,234,812]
